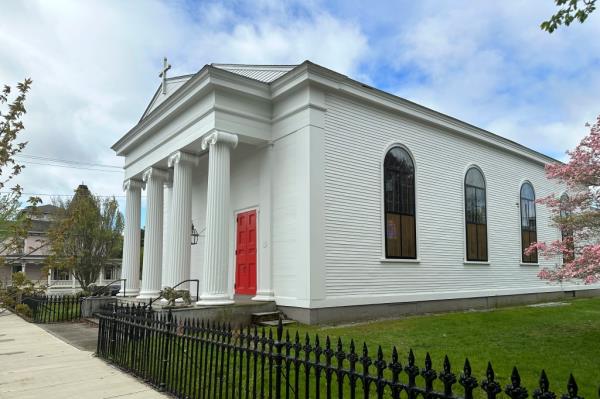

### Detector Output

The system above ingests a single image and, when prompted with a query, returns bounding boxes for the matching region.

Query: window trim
[381,143,418,260]
[519,181,538,264]
[463,165,489,262]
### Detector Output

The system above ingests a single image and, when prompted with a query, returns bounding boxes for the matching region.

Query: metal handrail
[146,279,200,308]
[92,278,127,297]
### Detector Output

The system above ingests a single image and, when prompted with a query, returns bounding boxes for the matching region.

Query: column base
[117,289,139,297]
[137,290,161,299]
[252,291,275,302]
[196,294,234,306]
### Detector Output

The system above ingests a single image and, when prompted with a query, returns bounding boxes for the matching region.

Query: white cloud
[0,0,368,211]
[1,0,598,214]
[381,1,600,158]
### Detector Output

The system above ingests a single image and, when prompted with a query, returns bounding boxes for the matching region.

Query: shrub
[15,303,32,318]
[0,294,16,309]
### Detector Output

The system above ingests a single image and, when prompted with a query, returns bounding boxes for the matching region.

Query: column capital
[201,131,238,151]
[123,178,144,192]
[168,151,200,168]
[142,167,169,183]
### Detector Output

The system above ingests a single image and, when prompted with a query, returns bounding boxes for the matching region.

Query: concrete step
[83,317,99,327]
[251,311,282,324]
[256,319,296,327]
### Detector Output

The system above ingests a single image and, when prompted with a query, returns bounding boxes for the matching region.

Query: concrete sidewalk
[0,311,166,399]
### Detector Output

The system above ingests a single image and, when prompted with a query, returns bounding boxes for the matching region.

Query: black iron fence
[21,294,82,323]
[96,304,594,399]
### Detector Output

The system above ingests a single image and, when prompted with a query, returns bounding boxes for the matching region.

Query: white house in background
[0,203,121,296]
[112,60,599,324]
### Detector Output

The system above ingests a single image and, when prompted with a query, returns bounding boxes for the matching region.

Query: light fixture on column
[191,223,199,245]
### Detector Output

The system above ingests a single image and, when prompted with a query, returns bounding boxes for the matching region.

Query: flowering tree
[528,115,600,284]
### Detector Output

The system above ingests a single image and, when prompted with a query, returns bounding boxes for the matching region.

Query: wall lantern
[191,223,199,245]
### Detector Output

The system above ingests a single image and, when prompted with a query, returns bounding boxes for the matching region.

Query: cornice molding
[113,60,559,168]
[201,131,239,151]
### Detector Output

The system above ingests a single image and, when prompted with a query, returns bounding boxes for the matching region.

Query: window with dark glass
[520,182,538,263]
[465,167,487,261]
[560,193,574,264]
[384,147,416,259]
[104,267,113,281]
[52,268,70,280]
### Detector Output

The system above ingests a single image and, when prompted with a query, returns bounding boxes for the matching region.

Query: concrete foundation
[278,288,600,325]
[146,299,277,327]
[81,296,117,318]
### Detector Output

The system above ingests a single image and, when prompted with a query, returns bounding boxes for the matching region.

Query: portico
[113,62,279,306]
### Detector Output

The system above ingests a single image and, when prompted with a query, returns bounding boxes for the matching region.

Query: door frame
[233,206,259,295]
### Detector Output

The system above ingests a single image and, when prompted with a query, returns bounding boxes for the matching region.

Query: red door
[235,210,257,295]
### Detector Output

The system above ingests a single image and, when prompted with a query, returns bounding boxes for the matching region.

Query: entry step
[251,311,282,324]
[256,319,297,327]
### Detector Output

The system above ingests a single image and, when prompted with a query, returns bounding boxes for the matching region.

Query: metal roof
[211,64,297,83]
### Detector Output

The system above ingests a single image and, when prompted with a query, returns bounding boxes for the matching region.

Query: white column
[253,144,275,301]
[197,131,238,305]
[118,178,143,296]
[168,151,198,292]
[161,179,173,289]
[138,167,168,298]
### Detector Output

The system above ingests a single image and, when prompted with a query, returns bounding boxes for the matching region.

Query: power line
[17,160,123,173]
[0,191,145,199]
[16,154,122,169]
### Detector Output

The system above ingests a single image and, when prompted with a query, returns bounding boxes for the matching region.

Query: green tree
[541,0,597,33]
[45,184,123,290]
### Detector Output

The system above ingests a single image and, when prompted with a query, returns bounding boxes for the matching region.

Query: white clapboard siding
[323,93,566,298]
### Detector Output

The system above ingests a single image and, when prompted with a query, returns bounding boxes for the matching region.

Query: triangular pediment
[140,74,194,121]
[138,64,298,122]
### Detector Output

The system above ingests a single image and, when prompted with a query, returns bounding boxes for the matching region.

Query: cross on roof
[159,57,171,95]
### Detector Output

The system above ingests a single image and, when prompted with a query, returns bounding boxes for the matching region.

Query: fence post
[159,309,173,392]
[109,303,117,359]
[274,318,283,399]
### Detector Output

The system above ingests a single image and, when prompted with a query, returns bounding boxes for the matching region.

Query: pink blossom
[536,115,600,284]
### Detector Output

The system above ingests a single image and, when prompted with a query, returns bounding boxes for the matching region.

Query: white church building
[112,60,598,323]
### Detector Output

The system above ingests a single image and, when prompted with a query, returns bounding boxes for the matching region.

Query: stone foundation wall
[278,289,600,325]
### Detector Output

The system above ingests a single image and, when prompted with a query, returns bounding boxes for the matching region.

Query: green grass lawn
[289,297,600,398]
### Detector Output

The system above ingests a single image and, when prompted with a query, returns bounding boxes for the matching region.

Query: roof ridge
[211,63,298,68]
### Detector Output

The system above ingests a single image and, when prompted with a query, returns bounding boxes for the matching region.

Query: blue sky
[1,0,599,219]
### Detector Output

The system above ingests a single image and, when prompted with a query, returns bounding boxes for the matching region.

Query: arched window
[465,167,487,261]
[384,146,416,259]
[520,182,537,263]
[560,193,574,264]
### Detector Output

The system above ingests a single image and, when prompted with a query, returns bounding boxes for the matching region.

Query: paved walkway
[0,311,166,399]
[40,320,99,352]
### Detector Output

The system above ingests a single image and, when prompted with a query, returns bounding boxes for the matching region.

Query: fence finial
[534,370,556,399]
[505,367,529,399]
[439,355,457,396]
[561,374,581,399]
[482,362,502,399]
